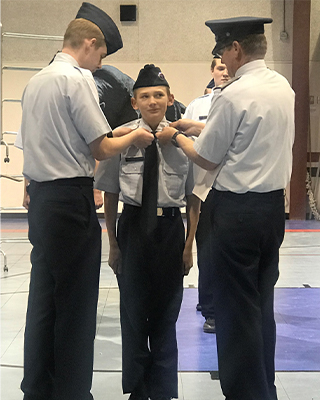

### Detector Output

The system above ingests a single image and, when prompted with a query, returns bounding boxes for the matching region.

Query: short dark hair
[210,59,217,71]
[210,54,222,71]
[239,34,267,57]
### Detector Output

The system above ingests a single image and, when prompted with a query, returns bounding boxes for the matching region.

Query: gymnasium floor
[1,217,320,400]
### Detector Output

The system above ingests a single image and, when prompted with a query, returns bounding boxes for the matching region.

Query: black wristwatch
[171,131,184,147]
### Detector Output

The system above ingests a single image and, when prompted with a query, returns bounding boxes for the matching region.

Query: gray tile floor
[1,218,320,400]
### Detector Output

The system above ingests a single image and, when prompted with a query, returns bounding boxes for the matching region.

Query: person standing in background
[183,55,229,334]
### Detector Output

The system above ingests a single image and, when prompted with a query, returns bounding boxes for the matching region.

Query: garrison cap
[205,16,272,55]
[76,2,123,56]
[133,64,170,91]
[206,78,215,89]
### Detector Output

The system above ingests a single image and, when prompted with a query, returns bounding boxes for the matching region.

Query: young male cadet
[95,64,200,400]
[157,17,295,400]
[20,3,154,400]
[184,56,229,122]
[183,56,229,334]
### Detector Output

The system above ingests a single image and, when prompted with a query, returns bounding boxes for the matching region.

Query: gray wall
[1,0,320,212]
[2,0,295,64]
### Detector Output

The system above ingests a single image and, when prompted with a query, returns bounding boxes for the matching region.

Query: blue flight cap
[76,2,123,56]
[133,64,170,91]
[205,16,272,55]
[206,78,215,89]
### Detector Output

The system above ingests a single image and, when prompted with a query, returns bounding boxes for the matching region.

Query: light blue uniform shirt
[183,92,214,122]
[194,60,295,193]
[20,52,111,182]
[95,118,194,207]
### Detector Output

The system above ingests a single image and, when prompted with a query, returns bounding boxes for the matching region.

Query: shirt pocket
[120,158,144,199]
[162,160,188,200]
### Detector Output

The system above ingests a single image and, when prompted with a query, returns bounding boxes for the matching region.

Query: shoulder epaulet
[214,76,241,92]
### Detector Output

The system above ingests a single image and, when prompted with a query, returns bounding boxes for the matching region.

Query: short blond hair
[63,18,105,49]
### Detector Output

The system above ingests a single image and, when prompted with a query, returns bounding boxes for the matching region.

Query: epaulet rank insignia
[214,76,241,92]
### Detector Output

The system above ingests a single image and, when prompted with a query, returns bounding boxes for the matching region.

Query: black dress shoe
[150,397,172,400]
[203,317,216,333]
[128,394,148,400]
[128,386,148,400]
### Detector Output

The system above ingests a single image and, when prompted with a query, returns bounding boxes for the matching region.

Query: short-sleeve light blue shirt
[183,92,214,122]
[95,118,194,208]
[194,60,295,193]
[20,52,112,182]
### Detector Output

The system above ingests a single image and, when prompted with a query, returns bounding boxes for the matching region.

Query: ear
[233,41,242,60]
[90,38,97,48]
[167,93,174,107]
[83,38,95,54]
[131,97,139,110]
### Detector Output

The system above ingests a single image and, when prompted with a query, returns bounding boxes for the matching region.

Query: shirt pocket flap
[121,159,144,175]
[163,162,188,176]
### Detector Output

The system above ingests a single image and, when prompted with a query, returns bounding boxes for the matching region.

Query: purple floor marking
[177,288,320,371]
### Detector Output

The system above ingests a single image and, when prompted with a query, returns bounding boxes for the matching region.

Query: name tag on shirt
[125,156,144,162]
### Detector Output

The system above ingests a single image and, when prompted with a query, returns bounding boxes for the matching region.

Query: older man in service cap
[20,3,154,400]
[157,16,295,400]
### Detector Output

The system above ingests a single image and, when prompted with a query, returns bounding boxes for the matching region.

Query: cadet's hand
[112,127,133,137]
[108,243,122,274]
[23,192,30,210]
[182,247,193,276]
[156,126,177,146]
[93,189,103,210]
[170,119,205,137]
[132,128,155,148]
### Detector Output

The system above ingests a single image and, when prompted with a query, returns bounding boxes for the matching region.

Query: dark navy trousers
[195,189,215,319]
[21,178,101,400]
[116,204,185,399]
[211,189,285,400]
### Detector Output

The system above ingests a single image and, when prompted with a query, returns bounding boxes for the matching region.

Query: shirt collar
[137,117,169,133]
[235,59,267,78]
[54,52,80,68]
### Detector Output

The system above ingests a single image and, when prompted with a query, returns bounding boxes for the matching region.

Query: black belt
[123,203,181,217]
[213,188,284,199]
[30,177,94,187]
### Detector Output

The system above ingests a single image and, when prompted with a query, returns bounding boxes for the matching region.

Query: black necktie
[140,132,158,235]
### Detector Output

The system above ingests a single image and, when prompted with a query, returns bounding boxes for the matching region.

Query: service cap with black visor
[205,16,273,56]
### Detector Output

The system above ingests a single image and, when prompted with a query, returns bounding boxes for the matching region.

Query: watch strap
[171,130,184,147]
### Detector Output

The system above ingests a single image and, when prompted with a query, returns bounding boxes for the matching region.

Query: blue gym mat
[177,288,320,372]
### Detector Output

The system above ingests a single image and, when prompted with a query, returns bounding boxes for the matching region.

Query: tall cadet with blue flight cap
[20,3,154,400]
[156,16,295,400]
